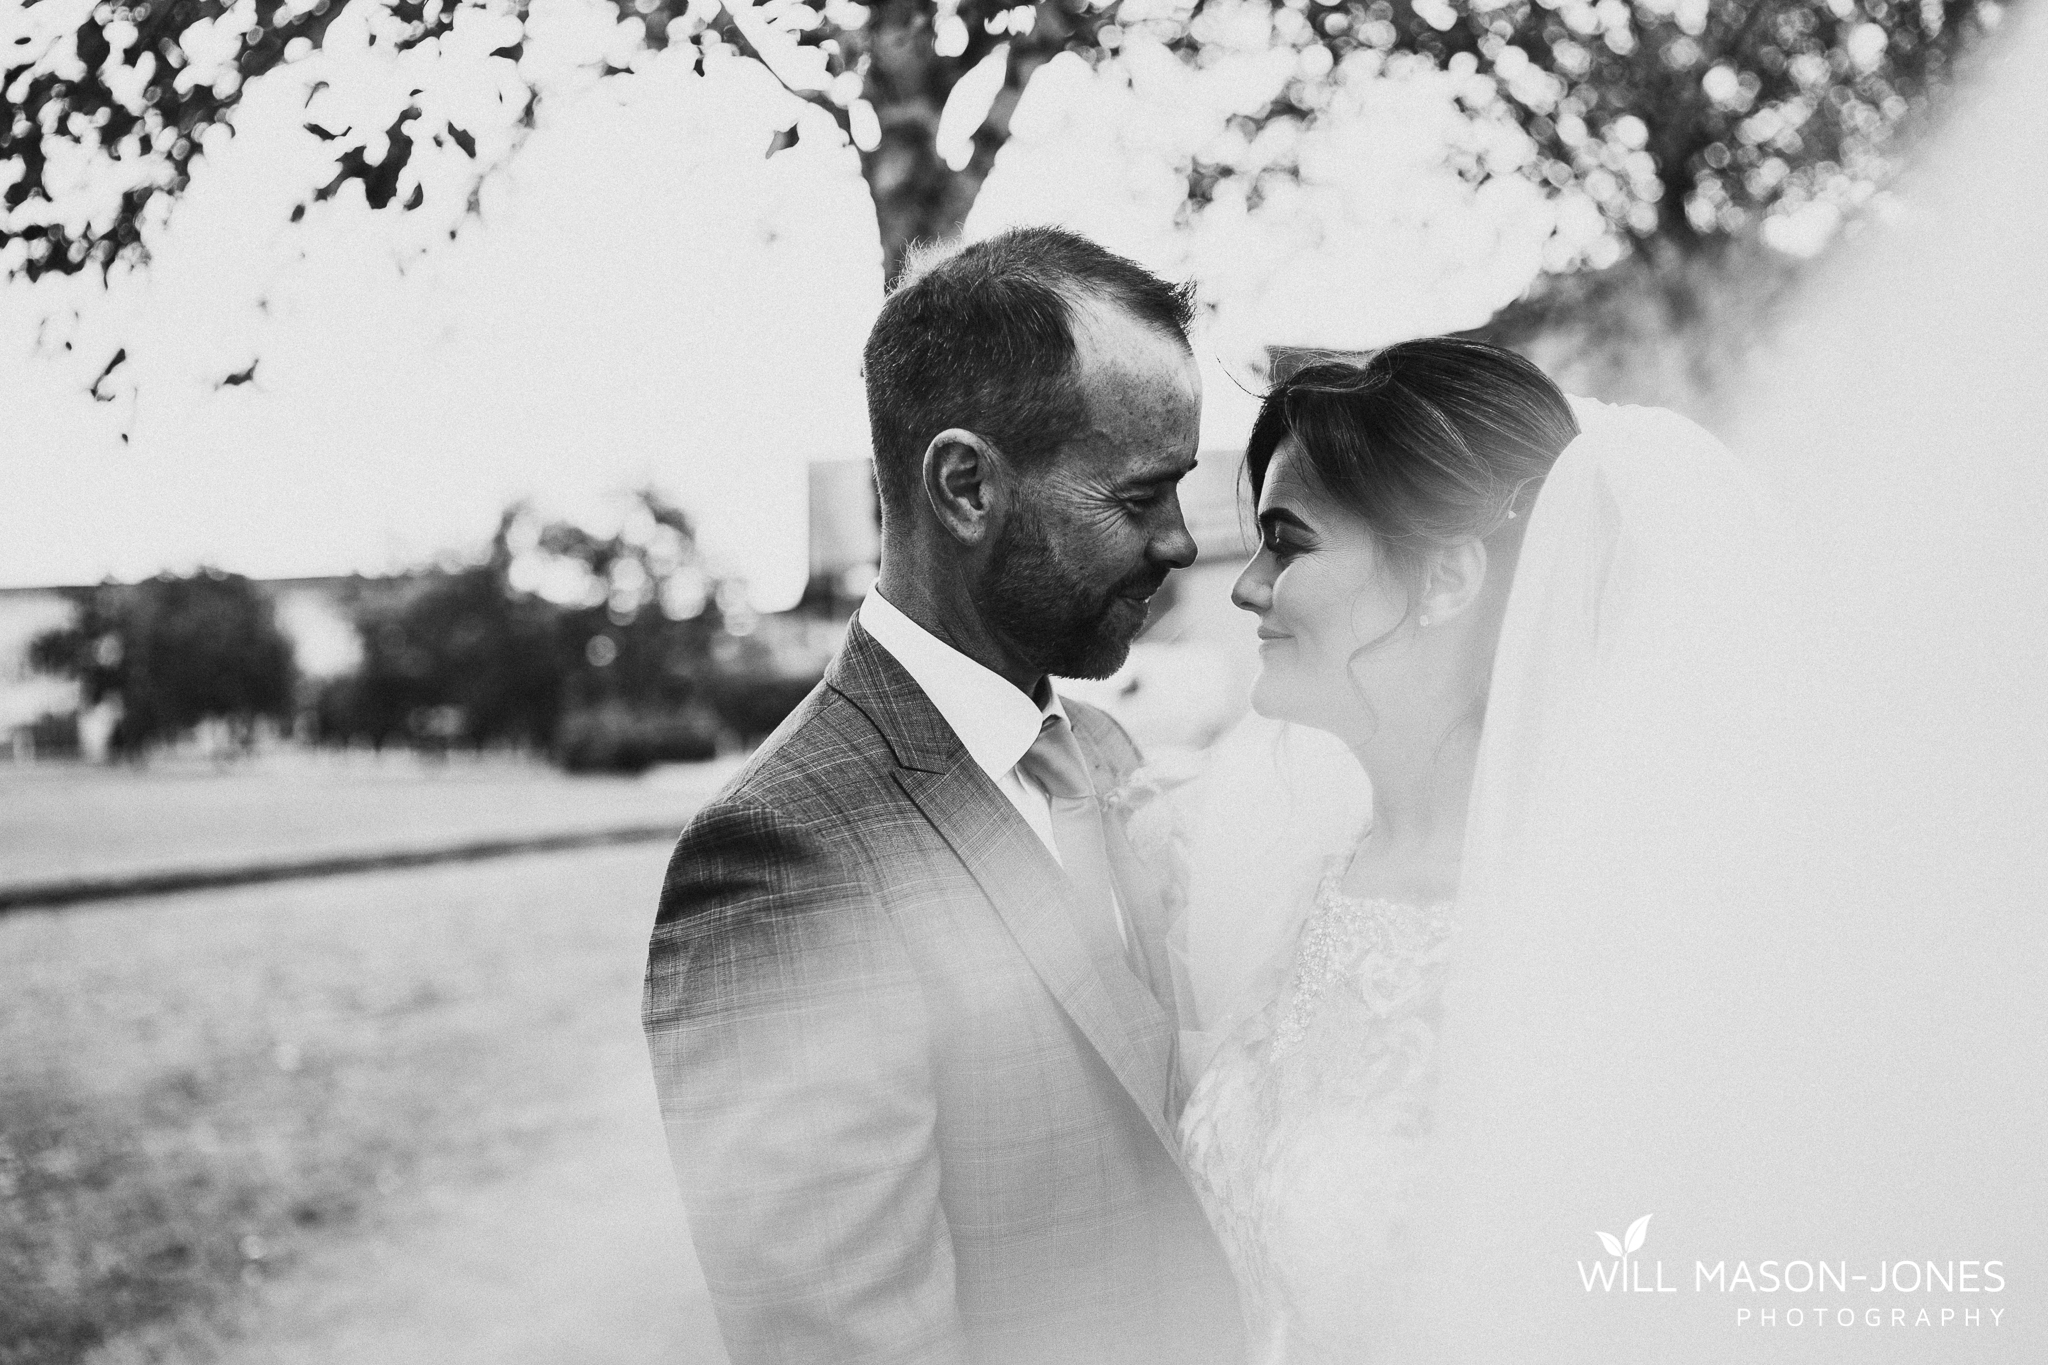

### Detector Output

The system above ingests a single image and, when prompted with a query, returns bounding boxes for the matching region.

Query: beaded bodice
[1178,866,1455,1365]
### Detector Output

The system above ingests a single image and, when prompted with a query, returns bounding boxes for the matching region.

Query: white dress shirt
[859,588,1133,950]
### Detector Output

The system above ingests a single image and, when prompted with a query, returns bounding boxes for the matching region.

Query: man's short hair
[862,226,1196,521]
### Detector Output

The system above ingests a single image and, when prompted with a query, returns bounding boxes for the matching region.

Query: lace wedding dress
[1178,855,1453,1365]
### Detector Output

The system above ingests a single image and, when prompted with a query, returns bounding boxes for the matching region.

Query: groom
[643,226,1241,1365]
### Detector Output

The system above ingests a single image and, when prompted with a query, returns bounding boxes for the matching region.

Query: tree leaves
[88,349,129,403]
[0,0,2005,294]
[309,107,423,210]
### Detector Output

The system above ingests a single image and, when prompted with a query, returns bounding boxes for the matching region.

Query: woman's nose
[1231,553,1272,614]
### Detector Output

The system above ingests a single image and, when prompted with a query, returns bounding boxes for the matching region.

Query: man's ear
[1418,539,1489,627]
[923,428,1008,547]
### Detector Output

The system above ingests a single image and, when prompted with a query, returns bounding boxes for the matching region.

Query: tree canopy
[2,0,2008,294]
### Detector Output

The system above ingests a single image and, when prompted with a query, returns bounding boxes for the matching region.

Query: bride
[1172,9,2048,1358]
[1175,299,2047,1358]
[1176,337,1586,1362]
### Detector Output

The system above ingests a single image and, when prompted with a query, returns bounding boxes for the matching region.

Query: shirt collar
[859,587,1064,783]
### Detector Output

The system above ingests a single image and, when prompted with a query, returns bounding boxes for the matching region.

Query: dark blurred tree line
[27,492,820,771]
[28,567,298,756]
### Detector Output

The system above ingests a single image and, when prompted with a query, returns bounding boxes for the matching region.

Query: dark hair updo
[1245,337,1580,601]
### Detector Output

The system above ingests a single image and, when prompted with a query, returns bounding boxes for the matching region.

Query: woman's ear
[1418,539,1489,628]
[922,428,1008,547]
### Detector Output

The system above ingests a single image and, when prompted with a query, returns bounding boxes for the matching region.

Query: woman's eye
[1264,527,1303,559]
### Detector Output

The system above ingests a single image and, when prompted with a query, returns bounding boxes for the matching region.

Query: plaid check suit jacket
[644,620,1242,1365]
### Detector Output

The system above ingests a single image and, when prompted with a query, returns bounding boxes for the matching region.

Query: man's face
[978,300,1203,680]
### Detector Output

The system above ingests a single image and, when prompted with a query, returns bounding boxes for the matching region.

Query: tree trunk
[853,0,1086,282]
[857,121,996,285]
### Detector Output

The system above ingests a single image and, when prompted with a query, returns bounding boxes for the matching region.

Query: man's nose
[1151,495,1199,571]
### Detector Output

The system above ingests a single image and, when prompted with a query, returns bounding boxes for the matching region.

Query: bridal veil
[1389,14,2048,1357]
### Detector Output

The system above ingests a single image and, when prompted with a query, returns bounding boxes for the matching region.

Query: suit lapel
[894,760,1179,1154]
[828,623,1181,1157]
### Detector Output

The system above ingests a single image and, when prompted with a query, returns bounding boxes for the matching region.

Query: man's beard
[978,508,1161,681]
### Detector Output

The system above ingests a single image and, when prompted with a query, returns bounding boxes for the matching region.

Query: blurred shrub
[553,704,722,775]
[314,492,828,770]
[333,566,567,751]
[306,675,372,748]
[704,675,818,745]
[27,570,296,756]
[19,712,81,759]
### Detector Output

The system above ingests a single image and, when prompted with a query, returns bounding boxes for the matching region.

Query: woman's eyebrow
[1257,507,1314,534]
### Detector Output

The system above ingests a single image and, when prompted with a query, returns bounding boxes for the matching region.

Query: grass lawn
[0,755,730,889]
[0,843,714,1365]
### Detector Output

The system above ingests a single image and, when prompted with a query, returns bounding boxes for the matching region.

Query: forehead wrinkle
[1059,420,1194,493]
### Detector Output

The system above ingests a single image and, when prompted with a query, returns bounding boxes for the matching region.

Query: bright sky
[1,34,881,609]
[0,3,1567,607]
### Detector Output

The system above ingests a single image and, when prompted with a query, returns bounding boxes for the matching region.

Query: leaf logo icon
[1594,1216,1652,1259]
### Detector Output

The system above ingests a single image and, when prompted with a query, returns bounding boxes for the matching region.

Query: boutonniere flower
[1101,749,1206,908]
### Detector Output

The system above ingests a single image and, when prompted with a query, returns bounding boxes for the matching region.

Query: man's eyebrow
[1121,456,1199,487]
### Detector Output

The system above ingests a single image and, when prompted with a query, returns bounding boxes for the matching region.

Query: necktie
[1017,714,1135,973]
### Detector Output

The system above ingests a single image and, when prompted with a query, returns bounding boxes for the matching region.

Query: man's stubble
[977,501,1161,682]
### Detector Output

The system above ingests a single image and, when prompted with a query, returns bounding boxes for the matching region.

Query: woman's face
[1232,437,1415,739]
